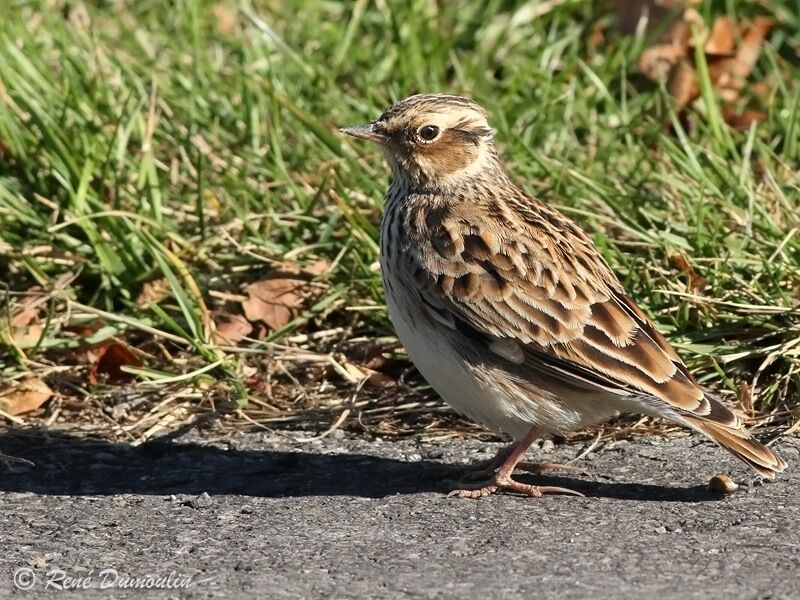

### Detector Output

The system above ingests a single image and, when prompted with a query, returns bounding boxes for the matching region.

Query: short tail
[683,415,787,479]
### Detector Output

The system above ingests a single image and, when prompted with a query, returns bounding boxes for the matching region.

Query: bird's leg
[447,426,585,499]
[443,440,518,480]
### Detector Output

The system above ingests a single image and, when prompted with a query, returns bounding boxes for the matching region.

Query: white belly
[386,283,593,439]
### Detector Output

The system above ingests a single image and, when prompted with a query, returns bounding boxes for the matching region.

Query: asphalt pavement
[1,428,797,599]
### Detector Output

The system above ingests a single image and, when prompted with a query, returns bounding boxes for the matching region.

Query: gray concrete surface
[1,428,797,599]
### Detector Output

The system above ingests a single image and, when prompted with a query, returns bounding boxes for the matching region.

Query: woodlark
[341,93,786,498]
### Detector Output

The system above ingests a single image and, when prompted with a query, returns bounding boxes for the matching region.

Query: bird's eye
[417,125,440,142]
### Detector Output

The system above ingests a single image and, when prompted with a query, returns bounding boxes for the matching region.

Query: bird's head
[340,94,499,189]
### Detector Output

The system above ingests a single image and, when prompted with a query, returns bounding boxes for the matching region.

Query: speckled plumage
[342,93,785,496]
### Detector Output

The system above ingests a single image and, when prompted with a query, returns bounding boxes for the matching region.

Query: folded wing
[405,195,785,477]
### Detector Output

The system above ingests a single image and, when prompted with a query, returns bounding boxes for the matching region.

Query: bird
[340,93,786,498]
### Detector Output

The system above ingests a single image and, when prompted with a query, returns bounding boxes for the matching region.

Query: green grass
[0,0,798,429]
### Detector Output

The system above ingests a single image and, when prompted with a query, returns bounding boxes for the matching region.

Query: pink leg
[447,426,585,499]
[443,440,518,479]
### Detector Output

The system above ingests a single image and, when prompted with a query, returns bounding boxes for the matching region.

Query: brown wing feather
[404,192,785,477]
[410,194,712,417]
[683,416,787,478]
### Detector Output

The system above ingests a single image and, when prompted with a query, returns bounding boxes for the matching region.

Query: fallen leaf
[710,17,774,102]
[10,306,39,330]
[60,320,145,384]
[0,287,51,350]
[667,59,700,109]
[633,3,702,92]
[704,16,736,57]
[721,108,766,130]
[87,341,142,384]
[212,312,253,345]
[12,322,43,348]
[363,370,398,389]
[136,278,171,307]
[0,378,53,416]
[8,303,44,348]
[303,259,331,277]
[242,278,316,332]
[672,253,706,292]
[343,339,395,372]
[639,38,688,82]
[627,6,773,129]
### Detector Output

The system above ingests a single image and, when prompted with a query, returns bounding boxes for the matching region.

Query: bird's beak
[339,123,386,144]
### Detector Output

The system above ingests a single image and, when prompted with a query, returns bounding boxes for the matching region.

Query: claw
[535,486,585,497]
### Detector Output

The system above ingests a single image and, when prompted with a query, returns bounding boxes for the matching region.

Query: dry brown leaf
[212,312,253,345]
[667,59,700,109]
[710,17,774,102]
[303,259,331,277]
[633,3,702,84]
[732,17,774,75]
[672,253,706,293]
[9,303,39,329]
[242,278,317,332]
[628,6,773,127]
[12,322,43,348]
[61,320,144,384]
[639,39,688,81]
[87,341,142,384]
[343,339,395,373]
[136,278,171,307]
[722,108,767,130]
[0,286,47,348]
[0,378,53,416]
[363,370,398,389]
[704,16,736,57]
[8,300,44,348]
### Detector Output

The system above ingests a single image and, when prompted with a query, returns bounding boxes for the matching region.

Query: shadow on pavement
[0,430,719,502]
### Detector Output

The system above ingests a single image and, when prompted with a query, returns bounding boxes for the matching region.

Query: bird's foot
[445,474,585,499]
